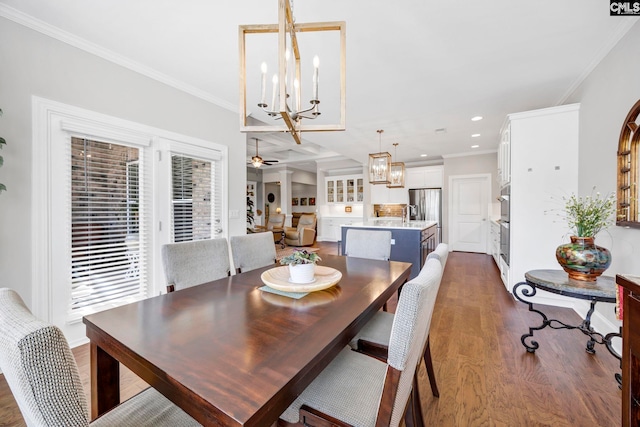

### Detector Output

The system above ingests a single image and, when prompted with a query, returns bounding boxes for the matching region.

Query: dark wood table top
[83,255,412,426]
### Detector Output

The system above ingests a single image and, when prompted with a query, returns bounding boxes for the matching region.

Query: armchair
[284,214,317,247]
[253,213,286,247]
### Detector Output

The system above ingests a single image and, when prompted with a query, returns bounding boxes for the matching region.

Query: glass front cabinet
[325,175,364,204]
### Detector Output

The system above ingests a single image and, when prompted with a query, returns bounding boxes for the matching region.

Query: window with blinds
[171,154,223,242]
[70,137,146,311]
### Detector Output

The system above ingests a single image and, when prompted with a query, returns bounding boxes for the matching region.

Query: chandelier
[387,143,405,188]
[239,0,346,144]
[369,130,391,184]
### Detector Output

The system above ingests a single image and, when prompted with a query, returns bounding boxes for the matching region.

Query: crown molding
[0,3,238,113]
[558,17,640,104]
[441,149,497,159]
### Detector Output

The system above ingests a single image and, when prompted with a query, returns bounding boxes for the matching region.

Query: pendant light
[368,130,391,184]
[387,142,405,188]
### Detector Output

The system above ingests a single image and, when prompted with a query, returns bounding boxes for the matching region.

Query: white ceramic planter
[289,263,316,284]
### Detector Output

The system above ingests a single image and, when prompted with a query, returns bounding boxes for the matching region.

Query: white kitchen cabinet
[497,124,511,187]
[406,165,444,189]
[370,184,408,204]
[318,217,358,242]
[490,220,500,265]
[506,104,579,294]
[325,175,363,204]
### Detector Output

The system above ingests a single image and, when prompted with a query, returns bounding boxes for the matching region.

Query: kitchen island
[340,220,438,279]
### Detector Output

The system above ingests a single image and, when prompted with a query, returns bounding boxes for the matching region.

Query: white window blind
[170,154,223,242]
[69,137,147,312]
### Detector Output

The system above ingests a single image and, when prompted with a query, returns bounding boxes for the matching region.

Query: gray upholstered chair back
[161,238,230,291]
[265,214,285,230]
[230,232,277,273]
[0,288,90,427]
[426,243,449,269]
[387,258,442,427]
[344,229,392,261]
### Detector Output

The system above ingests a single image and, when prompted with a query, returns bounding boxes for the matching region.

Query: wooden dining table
[83,254,412,427]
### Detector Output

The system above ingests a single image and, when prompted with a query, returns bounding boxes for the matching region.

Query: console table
[513,269,621,383]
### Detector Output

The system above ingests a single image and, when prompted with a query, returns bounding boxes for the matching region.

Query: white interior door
[449,174,490,253]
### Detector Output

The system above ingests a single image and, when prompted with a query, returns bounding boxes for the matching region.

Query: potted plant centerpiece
[280,249,321,284]
[555,190,616,281]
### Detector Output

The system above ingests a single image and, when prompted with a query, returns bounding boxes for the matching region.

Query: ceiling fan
[249,138,279,168]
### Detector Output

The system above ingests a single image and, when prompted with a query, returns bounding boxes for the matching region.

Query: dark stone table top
[524,269,616,303]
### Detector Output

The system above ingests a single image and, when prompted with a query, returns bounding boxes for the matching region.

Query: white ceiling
[1,0,637,172]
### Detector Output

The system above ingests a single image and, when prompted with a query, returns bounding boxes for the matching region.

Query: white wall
[442,153,498,244]
[291,183,317,214]
[566,20,640,329]
[0,17,246,310]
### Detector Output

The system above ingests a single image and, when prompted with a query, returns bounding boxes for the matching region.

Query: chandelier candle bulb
[271,74,278,111]
[260,62,267,106]
[294,78,301,111]
[313,55,320,100]
[285,48,291,99]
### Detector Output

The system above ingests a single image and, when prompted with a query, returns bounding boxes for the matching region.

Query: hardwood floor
[0,245,621,426]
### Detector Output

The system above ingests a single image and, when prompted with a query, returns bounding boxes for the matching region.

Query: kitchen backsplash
[373,204,407,217]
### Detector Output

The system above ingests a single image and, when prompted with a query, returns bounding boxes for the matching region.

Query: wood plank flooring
[0,244,621,426]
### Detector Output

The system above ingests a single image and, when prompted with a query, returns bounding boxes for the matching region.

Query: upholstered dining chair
[161,238,230,293]
[344,229,392,261]
[344,228,393,311]
[278,256,442,427]
[349,257,444,424]
[283,213,317,247]
[230,232,277,274]
[426,243,449,269]
[0,288,201,427]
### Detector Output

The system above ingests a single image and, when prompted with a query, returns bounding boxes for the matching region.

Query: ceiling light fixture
[471,116,483,121]
[387,142,405,188]
[420,154,428,157]
[239,0,346,144]
[369,130,391,185]
[472,133,481,137]
[471,145,479,148]
[249,138,279,168]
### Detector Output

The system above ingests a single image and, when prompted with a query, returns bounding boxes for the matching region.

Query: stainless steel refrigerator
[408,188,442,244]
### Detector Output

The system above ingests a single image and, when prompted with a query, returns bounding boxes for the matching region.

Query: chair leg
[413,373,425,427]
[424,334,439,397]
[404,388,417,427]
[383,302,388,312]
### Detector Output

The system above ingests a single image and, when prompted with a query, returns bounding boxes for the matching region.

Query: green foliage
[561,189,616,237]
[246,195,255,226]
[279,249,321,266]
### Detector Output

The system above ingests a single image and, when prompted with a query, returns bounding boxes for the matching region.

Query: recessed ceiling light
[420,154,428,157]
[471,133,481,138]
[471,116,483,121]
[471,145,479,148]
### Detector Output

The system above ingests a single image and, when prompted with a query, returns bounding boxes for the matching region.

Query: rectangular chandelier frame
[239,0,346,144]
[368,152,391,185]
[387,162,405,188]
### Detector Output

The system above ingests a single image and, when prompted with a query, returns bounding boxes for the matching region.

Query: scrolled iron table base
[513,270,622,386]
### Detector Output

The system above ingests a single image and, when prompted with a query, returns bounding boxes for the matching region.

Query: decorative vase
[289,263,316,284]
[555,236,611,282]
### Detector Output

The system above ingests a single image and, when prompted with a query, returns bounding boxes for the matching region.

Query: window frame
[32,97,228,345]
[616,99,640,228]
